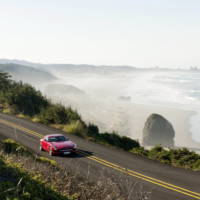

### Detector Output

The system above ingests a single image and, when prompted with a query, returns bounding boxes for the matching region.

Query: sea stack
[142,113,175,147]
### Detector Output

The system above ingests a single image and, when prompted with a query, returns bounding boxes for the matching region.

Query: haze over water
[48,68,200,144]
[1,0,200,148]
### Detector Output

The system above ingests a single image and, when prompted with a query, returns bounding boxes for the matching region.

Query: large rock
[142,113,175,147]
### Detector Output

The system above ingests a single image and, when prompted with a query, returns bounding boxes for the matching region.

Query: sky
[0,0,200,68]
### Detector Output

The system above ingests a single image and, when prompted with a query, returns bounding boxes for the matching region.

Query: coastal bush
[87,123,99,137]
[36,156,58,167]
[170,148,200,168]
[2,106,16,114]
[63,120,87,138]
[0,72,12,91]
[145,146,200,170]
[38,104,81,125]
[4,82,48,116]
[120,136,140,150]
[148,145,165,160]
[1,139,32,157]
[192,160,200,170]
[90,131,140,151]
[130,147,149,157]
[148,146,177,164]
[0,72,48,116]
[39,104,69,124]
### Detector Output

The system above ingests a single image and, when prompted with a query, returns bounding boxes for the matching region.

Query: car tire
[71,151,77,155]
[49,148,53,156]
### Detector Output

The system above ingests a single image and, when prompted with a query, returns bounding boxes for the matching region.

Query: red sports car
[40,134,77,156]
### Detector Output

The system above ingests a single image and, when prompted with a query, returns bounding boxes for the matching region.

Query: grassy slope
[0,139,147,200]
[0,71,200,171]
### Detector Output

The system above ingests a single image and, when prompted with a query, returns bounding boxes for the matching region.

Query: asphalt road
[0,113,200,200]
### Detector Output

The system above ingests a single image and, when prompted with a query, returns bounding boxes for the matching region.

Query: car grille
[59,148,73,152]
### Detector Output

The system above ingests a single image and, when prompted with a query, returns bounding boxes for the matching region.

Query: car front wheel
[49,148,53,156]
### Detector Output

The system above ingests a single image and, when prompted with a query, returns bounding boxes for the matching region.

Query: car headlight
[73,144,77,149]
[53,146,57,150]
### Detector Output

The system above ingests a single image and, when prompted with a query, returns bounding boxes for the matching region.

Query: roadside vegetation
[131,145,200,171]
[0,139,149,200]
[0,71,200,171]
[0,71,140,152]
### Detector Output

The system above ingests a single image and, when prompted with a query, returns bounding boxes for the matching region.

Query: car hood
[51,141,75,149]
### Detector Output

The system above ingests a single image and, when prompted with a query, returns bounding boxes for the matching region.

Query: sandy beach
[127,103,200,149]
[55,95,200,151]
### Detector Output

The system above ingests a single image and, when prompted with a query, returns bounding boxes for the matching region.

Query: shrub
[193,160,200,170]
[39,104,81,125]
[148,145,165,160]
[156,150,171,164]
[87,123,99,137]
[93,131,140,151]
[130,147,149,157]
[63,120,87,138]
[120,136,140,151]
[1,139,32,157]
[2,107,15,114]
[145,146,200,170]
[36,156,57,167]
[5,82,49,116]
[170,148,200,168]
[148,146,172,164]
[0,72,12,91]
[39,104,68,124]
[31,116,41,123]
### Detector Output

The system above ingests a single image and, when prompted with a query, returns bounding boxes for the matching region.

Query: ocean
[46,68,200,145]
[125,70,200,143]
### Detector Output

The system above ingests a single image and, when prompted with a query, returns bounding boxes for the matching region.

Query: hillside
[0,63,56,84]
[0,59,136,76]
[44,84,85,96]
[0,138,125,200]
[0,71,200,171]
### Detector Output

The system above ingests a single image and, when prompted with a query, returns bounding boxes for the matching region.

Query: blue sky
[0,0,200,68]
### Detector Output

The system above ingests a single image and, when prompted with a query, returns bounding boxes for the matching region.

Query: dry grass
[31,116,41,123]
[0,149,151,200]
[50,123,65,130]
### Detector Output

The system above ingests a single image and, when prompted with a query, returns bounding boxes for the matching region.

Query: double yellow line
[0,118,200,199]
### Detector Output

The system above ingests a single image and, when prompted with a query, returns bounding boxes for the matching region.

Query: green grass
[36,156,57,167]
[0,158,71,200]
[63,120,87,138]
[131,145,200,170]
[0,139,139,200]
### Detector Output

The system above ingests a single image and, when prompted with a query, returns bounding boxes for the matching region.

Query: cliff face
[142,113,175,147]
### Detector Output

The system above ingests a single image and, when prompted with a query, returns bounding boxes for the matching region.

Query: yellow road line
[79,150,200,199]
[0,119,43,138]
[81,152,200,199]
[79,150,200,197]
[0,118,200,199]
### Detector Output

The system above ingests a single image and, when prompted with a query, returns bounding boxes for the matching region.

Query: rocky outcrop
[142,113,175,147]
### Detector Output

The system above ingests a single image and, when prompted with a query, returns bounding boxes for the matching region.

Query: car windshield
[48,136,68,142]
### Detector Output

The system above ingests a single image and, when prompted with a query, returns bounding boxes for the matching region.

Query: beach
[128,103,200,149]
